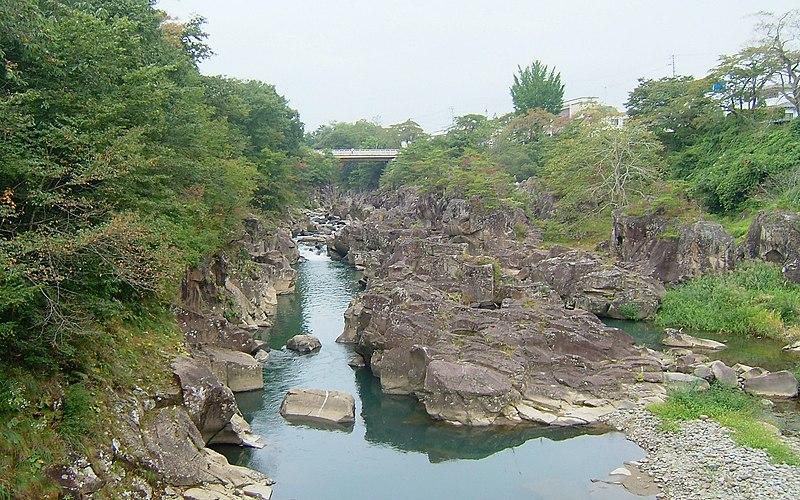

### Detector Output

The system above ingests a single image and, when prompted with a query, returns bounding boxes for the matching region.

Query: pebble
[604,408,800,500]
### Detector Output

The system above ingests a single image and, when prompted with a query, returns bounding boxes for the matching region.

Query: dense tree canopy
[0,0,304,371]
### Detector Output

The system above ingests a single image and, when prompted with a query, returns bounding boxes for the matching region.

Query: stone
[709,361,738,388]
[740,211,800,283]
[348,354,366,368]
[422,360,515,425]
[611,211,735,284]
[182,487,229,500]
[524,248,665,320]
[200,347,264,392]
[743,371,799,397]
[280,388,355,424]
[242,483,274,499]
[740,367,769,380]
[171,356,241,444]
[662,330,726,350]
[253,349,270,363]
[782,340,800,352]
[286,334,322,354]
[610,467,632,476]
[662,372,710,391]
[693,365,713,380]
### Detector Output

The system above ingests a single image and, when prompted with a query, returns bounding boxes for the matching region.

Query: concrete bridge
[320,149,400,162]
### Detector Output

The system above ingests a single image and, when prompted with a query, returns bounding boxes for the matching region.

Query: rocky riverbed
[604,408,800,500]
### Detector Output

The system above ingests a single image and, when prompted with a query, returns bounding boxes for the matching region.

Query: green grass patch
[649,384,799,465]
[655,261,800,339]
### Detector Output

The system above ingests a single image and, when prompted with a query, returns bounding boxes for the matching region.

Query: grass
[0,303,184,498]
[649,384,800,465]
[656,261,800,339]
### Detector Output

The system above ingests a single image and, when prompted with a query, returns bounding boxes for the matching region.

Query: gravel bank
[604,409,800,500]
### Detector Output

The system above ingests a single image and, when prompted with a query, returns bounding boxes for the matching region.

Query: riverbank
[605,408,800,499]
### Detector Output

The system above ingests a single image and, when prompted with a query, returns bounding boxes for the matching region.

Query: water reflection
[355,368,611,463]
[604,319,799,371]
[214,244,650,499]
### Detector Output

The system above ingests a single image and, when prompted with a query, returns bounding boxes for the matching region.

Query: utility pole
[670,54,676,77]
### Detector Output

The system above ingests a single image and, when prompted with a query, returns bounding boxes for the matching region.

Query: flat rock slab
[662,330,726,350]
[286,334,322,354]
[280,388,355,424]
[663,372,710,391]
[743,371,799,397]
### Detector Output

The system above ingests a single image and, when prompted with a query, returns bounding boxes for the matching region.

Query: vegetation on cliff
[0,0,309,495]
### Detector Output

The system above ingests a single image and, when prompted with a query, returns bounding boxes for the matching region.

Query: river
[216,245,651,500]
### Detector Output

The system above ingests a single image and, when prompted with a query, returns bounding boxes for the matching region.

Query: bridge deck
[319,148,400,161]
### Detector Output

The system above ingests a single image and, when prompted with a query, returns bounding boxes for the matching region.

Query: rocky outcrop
[521,246,665,320]
[342,268,663,426]
[194,347,264,393]
[279,388,356,425]
[611,211,735,283]
[740,211,800,282]
[171,356,262,446]
[181,216,298,330]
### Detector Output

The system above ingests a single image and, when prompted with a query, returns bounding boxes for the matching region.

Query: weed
[648,384,799,465]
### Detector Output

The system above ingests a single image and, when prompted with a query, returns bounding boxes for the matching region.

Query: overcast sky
[156,1,797,134]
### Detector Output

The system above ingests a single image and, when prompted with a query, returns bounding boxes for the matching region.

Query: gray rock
[611,211,735,284]
[662,330,726,350]
[740,210,800,282]
[663,372,711,391]
[693,365,713,380]
[524,248,665,320]
[743,371,799,397]
[348,354,366,368]
[286,334,322,354]
[200,347,264,392]
[740,367,769,380]
[280,388,355,424]
[171,356,240,444]
[709,360,738,388]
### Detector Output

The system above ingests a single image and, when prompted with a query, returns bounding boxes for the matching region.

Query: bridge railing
[326,149,400,156]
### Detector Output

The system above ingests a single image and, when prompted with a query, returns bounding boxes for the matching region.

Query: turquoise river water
[215,247,652,500]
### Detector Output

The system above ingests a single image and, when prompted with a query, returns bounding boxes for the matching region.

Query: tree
[755,10,800,116]
[626,76,722,150]
[510,60,564,115]
[543,119,664,210]
[710,47,773,116]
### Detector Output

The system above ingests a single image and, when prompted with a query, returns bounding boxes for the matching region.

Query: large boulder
[743,371,799,397]
[279,388,356,424]
[709,360,738,388]
[286,334,322,354]
[522,247,665,320]
[740,211,800,282]
[343,275,662,426]
[196,347,264,392]
[661,330,726,350]
[611,212,735,283]
[171,356,240,443]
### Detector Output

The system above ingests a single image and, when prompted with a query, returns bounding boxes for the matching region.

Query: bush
[656,261,800,338]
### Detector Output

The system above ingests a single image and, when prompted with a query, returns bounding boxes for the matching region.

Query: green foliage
[677,119,800,213]
[510,60,564,115]
[656,261,800,338]
[617,303,640,320]
[382,138,518,210]
[626,76,722,151]
[542,118,665,211]
[649,384,799,465]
